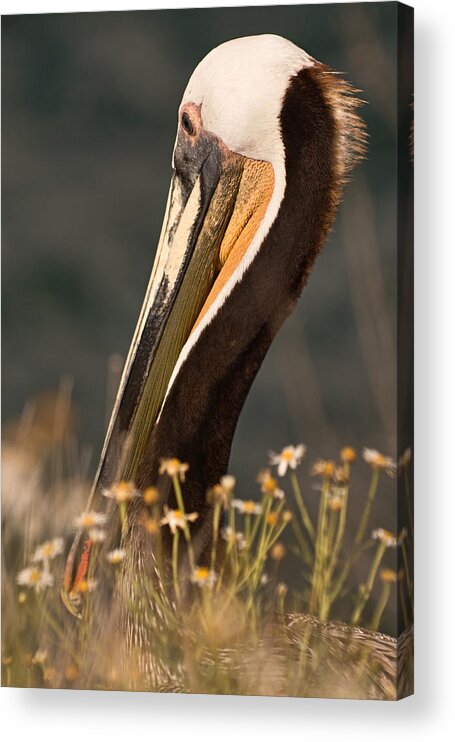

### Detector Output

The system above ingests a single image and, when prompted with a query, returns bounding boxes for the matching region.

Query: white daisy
[31,537,64,564]
[32,649,48,665]
[371,528,399,548]
[17,566,54,592]
[220,475,236,492]
[257,469,285,499]
[221,527,246,550]
[269,444,306,476]
[74,511,108,530]
[106,548,126,565]
[159,458,189,482]
[73,579,98,593]
[160,507,198,535]
[191,566,217,588]
[102,480,139,503]
[88,528,106,544]
[362,448,396,476]
[231,499,262,515]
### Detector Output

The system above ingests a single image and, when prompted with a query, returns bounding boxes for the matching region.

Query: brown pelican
[64,34,365,602]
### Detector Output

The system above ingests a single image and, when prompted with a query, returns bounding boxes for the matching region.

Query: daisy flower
[207,475,236,508]
[32,649,48,666]
[74,511,108,530]
[191,566,217,588]
[333,467,349,485]
[327,492,345,512]
[106,548,126,565]
[31,537,64,564]
[372,528,399,548]
[257,468,284,499]
[380,569,398,583]
[159,458,189,482]
[220,474,236,492]
[64,664,80,681]
[160,506,198,535]
[143,486,159,505]
[362,448,397,476]
[340,446,357,463]
[102,480,139,503]
[221,527,246,550]
[87,528,106,544]
[271,542,286,561]
[269,444,306,476]
[17,566,54,592]
[73,579,98,593]
[231,499,262,516]
[141,516,160,535]
[266,512,279,527]
[310,459,336,478]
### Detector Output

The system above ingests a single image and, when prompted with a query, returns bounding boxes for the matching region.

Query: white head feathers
[180,34,313,166]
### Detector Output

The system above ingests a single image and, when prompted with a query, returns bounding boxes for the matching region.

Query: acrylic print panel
[1,2,414,699]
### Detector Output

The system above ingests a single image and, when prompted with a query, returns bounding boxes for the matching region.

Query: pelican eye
[181,112,195,136]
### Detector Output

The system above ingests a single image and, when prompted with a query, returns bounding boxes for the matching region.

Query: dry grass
[1,383,413,699]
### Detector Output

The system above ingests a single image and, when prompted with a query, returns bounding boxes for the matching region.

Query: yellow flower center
[282,449,294,462]
[143,517,159,535]
[112,481,135,501]
[341,447,357,463]
[243,501,257,514]
[143,487,159,505]
[328,497,343,512]
[195,567,209,580]
[30,569,42,583]
[167,459,181,475]
[380,569,398,583]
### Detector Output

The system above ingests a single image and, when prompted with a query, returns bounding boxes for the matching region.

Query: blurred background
[2,4,403,627]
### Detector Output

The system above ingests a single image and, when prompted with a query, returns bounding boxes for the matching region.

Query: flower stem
[351,541,386,625]
[172,530,180,602]
[210,501,222,574]
[309,477,330,615]
[119,501,128,537]
[355,468,380,546]
[327,490,348,581]
[172,474,195,572]
[370,580,391,632]
[290,471,315,542]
